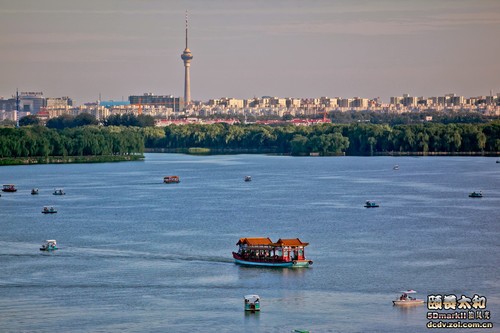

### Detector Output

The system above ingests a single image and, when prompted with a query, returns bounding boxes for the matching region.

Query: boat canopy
[274,238,309,247]
[400,290,417,294]
[237,238,273,246]
[244,295,260,302]
[237,237,309,247]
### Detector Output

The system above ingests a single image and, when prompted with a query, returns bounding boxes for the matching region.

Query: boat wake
[52,247,234,264]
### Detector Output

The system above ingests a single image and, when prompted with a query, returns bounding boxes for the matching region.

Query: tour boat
[164,176,180,184]
[244,176,252,182]
[42,206,57,214]
[40,240,58,251]
[53,188,65,195]
[364,200,379,208]
[393,290,424,306]
[31,188,39,195]
[233,237,313,268]
[2,184,17,192]
[244,295,260,311]
[469,191,483,198]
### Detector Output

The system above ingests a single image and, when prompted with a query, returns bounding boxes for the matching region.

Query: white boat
[393,164,400,170]
[40,240,58,251]
[42,206,57,214]
[393,290,424,306]
[53,188,65,195]
[244,294,260,311]
[244,176,252,182]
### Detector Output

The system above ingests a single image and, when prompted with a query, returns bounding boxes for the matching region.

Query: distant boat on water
[2,184,17,192]
[164,176,180,184]
[469,191,483,198]
[364,200,379,208]
[53,188,65,195]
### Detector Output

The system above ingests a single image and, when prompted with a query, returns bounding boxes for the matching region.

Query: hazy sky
[1,0,499,105]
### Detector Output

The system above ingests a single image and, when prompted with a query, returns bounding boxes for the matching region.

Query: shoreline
[0,155,144,166]
[1,151,498,166]
[145,148,500,157]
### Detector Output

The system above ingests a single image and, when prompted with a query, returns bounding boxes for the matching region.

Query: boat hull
[393,299,424,306]
[233,253,311,268]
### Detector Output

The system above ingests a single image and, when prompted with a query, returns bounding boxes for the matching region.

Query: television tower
[181,10,193,106]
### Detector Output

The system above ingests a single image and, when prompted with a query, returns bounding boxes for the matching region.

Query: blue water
[0,154,499,332]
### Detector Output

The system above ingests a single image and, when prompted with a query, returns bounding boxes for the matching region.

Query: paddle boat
[42,206,57,214]
[469,191,483,198]
[244,176,252,182]
[393,290,424,306]
[244,295,260,311]
[393,164,400,170]
[364,200,379,208]
[163,176,180,184]
[233,238,313,268]
[31,188,39,195]
[2,184,17,192]
[40,240,58,251]
[53,188,65,195]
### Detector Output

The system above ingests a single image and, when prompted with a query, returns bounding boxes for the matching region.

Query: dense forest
[147,122,500,156]
[0,126,144,158]
[1,113,499,161]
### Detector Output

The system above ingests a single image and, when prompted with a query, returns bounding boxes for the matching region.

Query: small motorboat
[53,188,65,195]
[42,206,57,214]
[469,191,483,198]
[244,295,260,311]
[364,200,379,208]
[393,164,399,170]
[31,188,39,195]
[163,176,180,184]
[40,240,58,251]
[2,184,17,192]
[244,176,252,182]
[393,290,424,306]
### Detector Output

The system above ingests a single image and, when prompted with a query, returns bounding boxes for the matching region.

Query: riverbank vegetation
[146,122,500,156]
[1,114,499,165]
[0,126,144,163]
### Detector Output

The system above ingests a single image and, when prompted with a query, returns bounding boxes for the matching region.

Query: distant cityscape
[0,91,499,126]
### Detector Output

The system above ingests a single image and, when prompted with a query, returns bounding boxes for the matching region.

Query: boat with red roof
[2,184,17,192]
[232,237,313,268]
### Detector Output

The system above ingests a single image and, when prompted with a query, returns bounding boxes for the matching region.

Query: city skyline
[1,0,499,105]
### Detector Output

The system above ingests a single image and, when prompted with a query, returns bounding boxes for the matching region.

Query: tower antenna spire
[185,10,188,49]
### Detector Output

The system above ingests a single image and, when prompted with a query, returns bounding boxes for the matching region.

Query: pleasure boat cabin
[233,237,312,267]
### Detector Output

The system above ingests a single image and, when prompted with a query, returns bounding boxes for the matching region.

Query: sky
[1,0,499,105]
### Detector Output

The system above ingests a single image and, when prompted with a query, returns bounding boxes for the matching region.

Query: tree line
[2,113,499,158]
[0,126,144,158]
[146,122,500,156]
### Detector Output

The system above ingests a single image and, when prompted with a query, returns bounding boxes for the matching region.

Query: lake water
[0,154,498,333]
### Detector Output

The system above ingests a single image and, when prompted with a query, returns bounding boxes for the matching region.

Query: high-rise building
[181,11,193,106]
